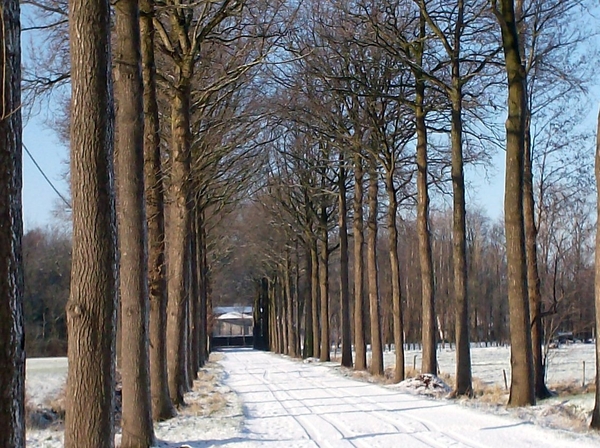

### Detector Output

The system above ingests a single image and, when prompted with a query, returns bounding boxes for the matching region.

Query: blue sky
[22,116,69,231]
[21,3,600,232]
[20,112,507,231]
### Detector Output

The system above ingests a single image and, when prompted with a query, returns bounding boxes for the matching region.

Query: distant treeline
[23,227,71,357]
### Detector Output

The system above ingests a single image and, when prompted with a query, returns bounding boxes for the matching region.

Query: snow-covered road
[220,348,598,448]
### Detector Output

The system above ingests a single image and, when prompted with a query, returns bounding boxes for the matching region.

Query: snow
[217,312,253,320]
[394,343,596,388]
[392,374,452,398]
[25,345,600,447]
[26,357,68,408]
[218,348,600,447]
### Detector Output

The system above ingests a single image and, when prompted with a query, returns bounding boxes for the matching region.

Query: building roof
[217,311,253,321]
[214,306,253,316]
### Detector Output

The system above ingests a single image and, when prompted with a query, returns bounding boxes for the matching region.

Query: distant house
[212,306,253,339]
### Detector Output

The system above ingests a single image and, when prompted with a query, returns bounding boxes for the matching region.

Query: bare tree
[114,0,155,444]
[492,0,535,407]
[365,155,384,375]
[0,0,25,445]
[414,13,437,375]
[590,109,600,429]
[140,0,176,421]
[64,0,118,444]
[154,0,245,406]
[338,152,352,367]
[353,145,367,371]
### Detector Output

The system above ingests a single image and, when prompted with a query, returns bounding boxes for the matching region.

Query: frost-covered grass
[25,353,243,447]
[358,343,597,434]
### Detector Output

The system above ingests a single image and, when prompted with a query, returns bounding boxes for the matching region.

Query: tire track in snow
[299,371,484,448]
[227,350,342,447]
[243,356,355,447]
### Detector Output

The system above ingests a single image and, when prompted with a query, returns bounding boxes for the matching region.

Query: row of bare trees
[4,0,282,446]
[236,0,599,416]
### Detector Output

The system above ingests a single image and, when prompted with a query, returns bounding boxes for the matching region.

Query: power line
[22,142,71,209]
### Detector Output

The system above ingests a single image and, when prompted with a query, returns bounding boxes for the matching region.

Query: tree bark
[184,256,193,388]
[189,215,200,376]
[0,0,25,444]
[353,151,367,371]
[166,83,192,407]
[523,113,551,399]
[385,172,404,383]
[339,155,353,368]
[140,0,175,421]
[114,0,155,443]
[140,7,176,410]
[198,211,209,365]
[284,250,297,357]
[494,0,535,407]
[514,0,552,401]
[319,206,330,362]
[65,0,118,444]
[303,243,314,358]
[276,278,285,353]
[268,279,277,353]
[280,266,289,354]
[311,236,320,357]
[590,108,600,429]
[415,14,437,375]
[366,160,383,376]
[294,243,302,356]
[449,28,472,395]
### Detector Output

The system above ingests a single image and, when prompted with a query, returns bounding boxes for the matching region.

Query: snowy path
[219,348,598,448]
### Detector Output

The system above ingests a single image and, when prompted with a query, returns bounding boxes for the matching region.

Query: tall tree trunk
[280,266,289,354]
[514,0,552,400]
[385,172,404,383]
[277,278,285,353]
[311,236,320,357]
[114,0,155,443]
[166,84,192,407]
[284,250,297,357]
[0,0,25,444]
[303,243,314,358]
[415,14,437,375]
[450,47,472,396]
[353,151,367,371]
[65,0,118,443]
[198,211,209,365]
[494,0,535,407]
[268,279,277,353]
[366,160,383,375]
[272,277,281,354]
[319,206,330,362]
[140,0,175,421]
[294,243,302,356]
[189,220,200,378]
[524,114,550,399]
[184,257,193,389]
[339,156,353,368]
[590,109,600,429]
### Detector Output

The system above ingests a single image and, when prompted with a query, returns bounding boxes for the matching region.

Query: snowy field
[26,357,68,408]
[397,343,596,388]
[25,345,600,447]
